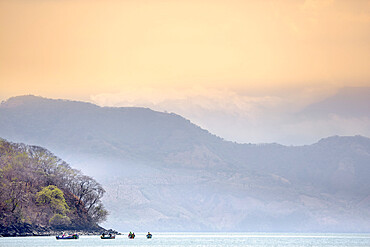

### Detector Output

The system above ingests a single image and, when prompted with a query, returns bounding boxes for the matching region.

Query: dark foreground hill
[0,138,107,236]
[0,95,369,232]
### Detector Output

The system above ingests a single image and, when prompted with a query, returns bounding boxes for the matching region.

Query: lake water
[1,232,370,247]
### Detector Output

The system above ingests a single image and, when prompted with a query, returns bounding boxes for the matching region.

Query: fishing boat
[101,233,115,239]
[56,234,79,240]
[128,232,135,239]
[146,232,152,239]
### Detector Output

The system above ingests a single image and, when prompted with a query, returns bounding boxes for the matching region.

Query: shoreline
[0,223,119,237]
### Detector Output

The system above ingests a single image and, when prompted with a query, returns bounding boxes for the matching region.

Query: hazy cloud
[89,86,370,145]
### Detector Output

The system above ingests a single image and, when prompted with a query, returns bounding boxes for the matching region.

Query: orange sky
[1,0,370,101]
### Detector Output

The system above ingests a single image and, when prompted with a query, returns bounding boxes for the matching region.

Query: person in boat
[102,233,105,237]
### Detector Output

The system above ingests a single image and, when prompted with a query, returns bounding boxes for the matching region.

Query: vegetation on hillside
[0,138,108,230]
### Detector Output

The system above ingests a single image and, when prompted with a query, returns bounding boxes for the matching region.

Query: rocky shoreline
[0,223,120,237]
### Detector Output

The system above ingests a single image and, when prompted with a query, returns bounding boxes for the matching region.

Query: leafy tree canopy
[36,185,69,215]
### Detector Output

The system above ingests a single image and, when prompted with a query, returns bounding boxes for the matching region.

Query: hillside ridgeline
[0,95,369,232]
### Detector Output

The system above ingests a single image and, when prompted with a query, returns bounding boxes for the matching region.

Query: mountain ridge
[300,87,370,118]
[0,95,369,232]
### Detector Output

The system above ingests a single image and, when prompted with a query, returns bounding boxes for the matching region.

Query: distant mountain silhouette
[0,95,369,232]
[300,87,370,118]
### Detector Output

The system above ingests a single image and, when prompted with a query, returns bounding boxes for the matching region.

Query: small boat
[101,234,115,239]
[56,234,79,240]
[146,232,152,239]
[128,232,135,239]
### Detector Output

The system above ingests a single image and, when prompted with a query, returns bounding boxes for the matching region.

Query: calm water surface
[1,232,369,247]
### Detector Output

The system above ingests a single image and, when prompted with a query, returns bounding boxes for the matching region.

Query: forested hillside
[0,139,108,236]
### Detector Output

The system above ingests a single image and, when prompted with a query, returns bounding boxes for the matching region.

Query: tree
[67,174,108,222]
[88,202,108,223]
[36,185,69,215]
[0,150,34,225]
[49,214,71,227]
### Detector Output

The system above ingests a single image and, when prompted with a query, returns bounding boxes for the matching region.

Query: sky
[1,0,370,144]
